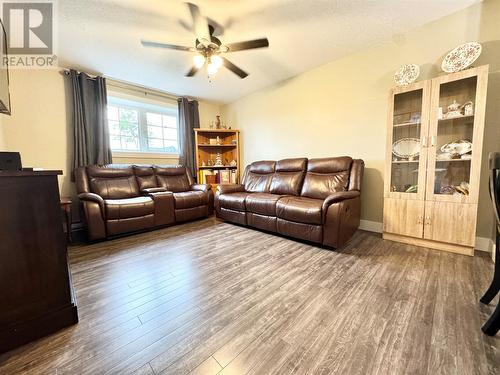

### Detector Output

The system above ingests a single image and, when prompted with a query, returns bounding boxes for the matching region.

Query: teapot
[444,100,462,118]
[447,100,461,112]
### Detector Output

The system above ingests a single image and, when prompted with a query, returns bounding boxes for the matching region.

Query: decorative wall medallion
[394,64,420,86]
[441,42,482,73]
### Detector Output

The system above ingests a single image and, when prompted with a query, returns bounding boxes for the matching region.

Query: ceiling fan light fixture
[207,61,219,76]
[193,53,205,68]
[211,55,223,69]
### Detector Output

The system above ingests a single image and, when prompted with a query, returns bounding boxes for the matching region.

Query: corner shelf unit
[194,128,240,187]
[383,65,489,256]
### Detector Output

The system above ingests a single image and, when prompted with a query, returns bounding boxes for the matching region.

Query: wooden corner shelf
[194,128,240,185]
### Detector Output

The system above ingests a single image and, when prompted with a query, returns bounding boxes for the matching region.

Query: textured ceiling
[57,0,480,103]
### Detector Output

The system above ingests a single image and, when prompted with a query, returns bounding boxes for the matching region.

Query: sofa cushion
[105,196,155,220]
[87,166,140,199]
[245,193,283,216]
[155,166,191,192]
[270,158,307,196]
[244,161,276,193]
[276,196,323,225]
[134,166,157,191]
[218,192,251,212]
[301,157,352,199]
[173,191,208,209]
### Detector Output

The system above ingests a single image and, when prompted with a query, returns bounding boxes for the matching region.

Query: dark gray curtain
[69,69,112,176]
[178,97,199,179]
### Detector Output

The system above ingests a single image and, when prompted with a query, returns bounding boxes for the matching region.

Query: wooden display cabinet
[383,65,489,256]
[194,128,240,187]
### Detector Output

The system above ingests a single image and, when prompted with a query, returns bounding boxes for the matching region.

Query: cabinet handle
[421,136,428,148]
[425,217,431,225]
[430,136,436,147]
[417,216,423,224]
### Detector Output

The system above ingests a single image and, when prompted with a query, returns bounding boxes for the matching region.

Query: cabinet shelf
[198,165,238,169]
[392,160,419,164]
[393,121,421,128]
[198,144,237,147]
[438,114,474,123]
[435,158,472,162]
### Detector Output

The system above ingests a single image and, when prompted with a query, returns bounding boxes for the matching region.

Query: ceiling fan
[141,2,269,79]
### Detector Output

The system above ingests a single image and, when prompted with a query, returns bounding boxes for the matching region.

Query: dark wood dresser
[0,170,78,353]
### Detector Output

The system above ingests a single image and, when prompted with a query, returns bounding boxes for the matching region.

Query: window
[107,96,179,154]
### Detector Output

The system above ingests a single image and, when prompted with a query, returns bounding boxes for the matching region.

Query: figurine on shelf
[215,115,221,129]
[462,101,474,116]
[201,160,206,167]
[230,159,237,167]
[207,159,213,166]
[214,153,223,166]
[216,136,221,145]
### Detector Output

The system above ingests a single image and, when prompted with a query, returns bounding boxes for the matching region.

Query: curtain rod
[59,68,190,102]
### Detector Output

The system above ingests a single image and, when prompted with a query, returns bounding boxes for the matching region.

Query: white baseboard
[359,219,494,256]
[359,220,383,233]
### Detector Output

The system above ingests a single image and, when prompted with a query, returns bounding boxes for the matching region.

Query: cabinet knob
[424,217,431,225]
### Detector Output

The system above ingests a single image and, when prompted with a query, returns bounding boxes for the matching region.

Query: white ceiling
[58,0,480,103]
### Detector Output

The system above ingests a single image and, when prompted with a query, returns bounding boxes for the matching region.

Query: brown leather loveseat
[76,164,213,240]
[215,157,364,248]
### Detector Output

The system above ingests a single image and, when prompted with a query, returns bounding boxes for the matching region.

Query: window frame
[107,96,180,157]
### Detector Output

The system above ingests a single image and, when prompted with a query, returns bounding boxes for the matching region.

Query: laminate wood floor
[0,217,498,374]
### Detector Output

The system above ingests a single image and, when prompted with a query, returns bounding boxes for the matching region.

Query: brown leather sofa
[75,164,213,240]
[215,157,364,248]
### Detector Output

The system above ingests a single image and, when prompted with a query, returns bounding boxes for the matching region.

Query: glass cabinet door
[386,82,430,200]
[425,68,487,203]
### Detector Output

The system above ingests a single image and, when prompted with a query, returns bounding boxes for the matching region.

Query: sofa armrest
[78,192,105,212]
[141,187,168,194]
[217,184,245,194]
[322,191,360,211]
[79,193,106,240]
[322,191,361,248]
[191,184,212,193]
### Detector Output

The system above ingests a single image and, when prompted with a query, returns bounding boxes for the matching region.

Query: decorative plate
[442,42,482,73]
[440,139,472,155]
[392,138,420,159]
[394,64,420,86]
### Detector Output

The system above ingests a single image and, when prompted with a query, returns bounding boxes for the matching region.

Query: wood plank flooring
[0,217,498,374]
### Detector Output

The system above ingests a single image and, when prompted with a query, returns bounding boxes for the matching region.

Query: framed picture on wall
[0,19,11,116]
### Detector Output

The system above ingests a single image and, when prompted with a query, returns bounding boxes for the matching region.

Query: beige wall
[222,0,500,240]
[1,69,220,217]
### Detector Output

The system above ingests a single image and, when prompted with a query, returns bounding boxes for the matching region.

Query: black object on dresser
[0,170,78,353]
[480,152,500,336]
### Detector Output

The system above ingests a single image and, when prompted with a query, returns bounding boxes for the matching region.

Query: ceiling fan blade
[222,57,248,79]
[226,38,269,52]
[185,66,200,77]
[141,40,193,51]
[186,2,210,44]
